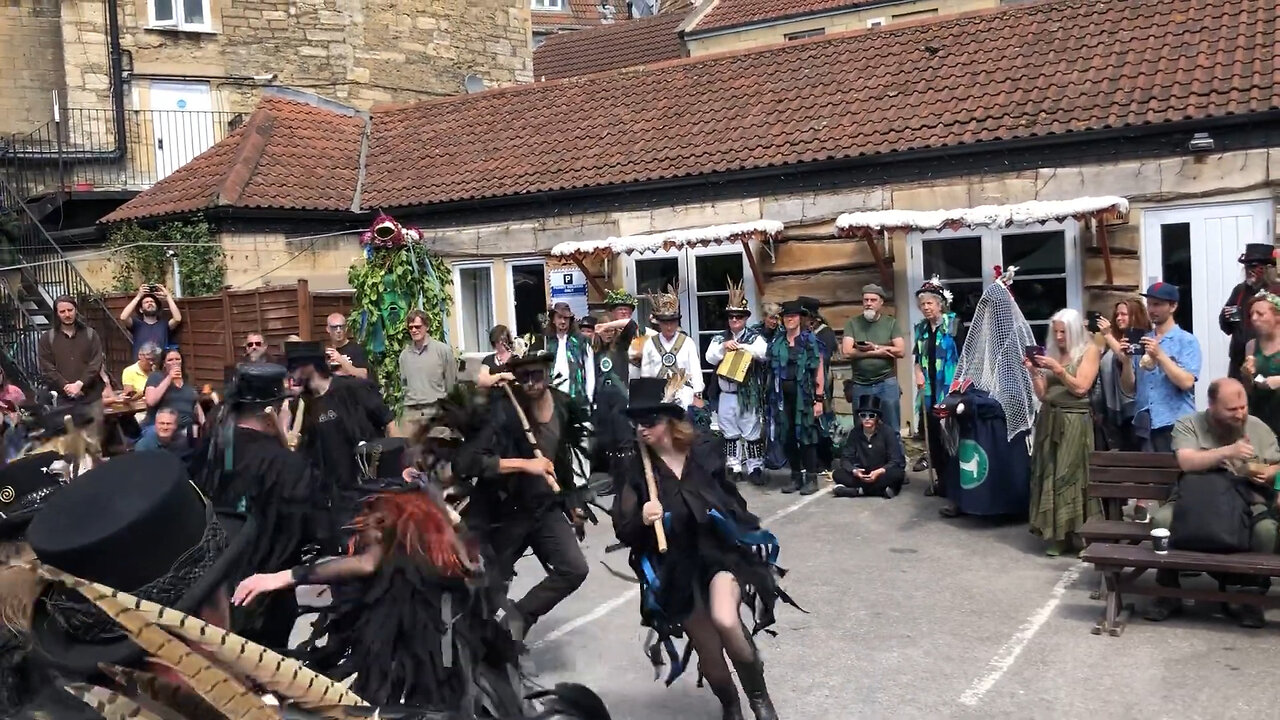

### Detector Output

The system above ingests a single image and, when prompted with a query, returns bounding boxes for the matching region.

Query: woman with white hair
[1025,308,1102,556]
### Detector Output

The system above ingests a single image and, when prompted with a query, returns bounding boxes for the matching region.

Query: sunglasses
[408,323,426,330]
[245,341,263,348]
[858,412,879,420]
[328,323,346,330]
[635,414,663,428]
[514,369,547,385]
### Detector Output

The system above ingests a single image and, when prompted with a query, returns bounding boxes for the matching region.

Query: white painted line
[531,485,834,649]
[958,562,1085,707]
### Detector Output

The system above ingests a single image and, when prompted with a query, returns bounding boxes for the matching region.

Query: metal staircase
[0,177,132,393]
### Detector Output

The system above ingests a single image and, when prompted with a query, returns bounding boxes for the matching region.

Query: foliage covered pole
[347,213,452,412]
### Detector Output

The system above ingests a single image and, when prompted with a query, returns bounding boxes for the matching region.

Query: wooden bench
[1080,451,1280,636]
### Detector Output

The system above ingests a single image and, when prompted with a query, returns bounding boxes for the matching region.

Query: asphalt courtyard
[506,470,1280,720]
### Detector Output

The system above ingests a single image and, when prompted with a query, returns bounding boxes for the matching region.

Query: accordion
[716,349,752,384]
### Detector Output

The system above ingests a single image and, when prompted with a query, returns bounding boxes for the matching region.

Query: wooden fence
[97,279,353,389]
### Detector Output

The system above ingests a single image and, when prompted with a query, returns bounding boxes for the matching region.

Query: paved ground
[503,470,1280,720]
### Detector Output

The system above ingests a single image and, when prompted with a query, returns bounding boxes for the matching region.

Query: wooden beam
[220,287,233,368]
[296,278,313,340]
[861,231,893,291]
[741,236,767,293]
[1097,216,1115,286]
[571,256,606,297]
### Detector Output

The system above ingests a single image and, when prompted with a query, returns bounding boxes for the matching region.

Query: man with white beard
[841,284,905,437]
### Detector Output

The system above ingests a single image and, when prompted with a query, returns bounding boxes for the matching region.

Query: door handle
[157,138,164,150]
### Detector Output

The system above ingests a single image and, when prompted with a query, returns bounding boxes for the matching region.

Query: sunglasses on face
[246,341,263,348]
[408,323,426,330]
[514,369,547,385]
[328,323,346,330]
[858,412,879,421]
[635,414,663,428]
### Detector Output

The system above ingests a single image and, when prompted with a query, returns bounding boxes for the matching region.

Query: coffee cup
[1151,527,1171,554]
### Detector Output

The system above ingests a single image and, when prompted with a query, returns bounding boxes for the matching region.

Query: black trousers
[490,509,589,624]
[920,411,949,496]
[833,464,904,497]
[781,380,817,475]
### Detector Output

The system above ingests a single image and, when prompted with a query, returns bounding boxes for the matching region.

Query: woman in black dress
[612,375,795,720]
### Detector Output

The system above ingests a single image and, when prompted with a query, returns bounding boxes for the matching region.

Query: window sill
[143,25,219,36]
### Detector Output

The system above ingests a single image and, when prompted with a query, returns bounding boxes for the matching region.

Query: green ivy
[348,244,452,412]
[106,217,225,296]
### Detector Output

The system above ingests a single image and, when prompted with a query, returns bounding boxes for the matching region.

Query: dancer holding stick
[453,350,594,639]
[611,375,799,720]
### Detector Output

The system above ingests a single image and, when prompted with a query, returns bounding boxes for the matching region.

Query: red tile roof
[687,0,882,33]
[105,0,1280,223]
[102,96,366,223]
[532,11,688,80]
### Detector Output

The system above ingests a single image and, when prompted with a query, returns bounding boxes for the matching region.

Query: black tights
[683,572,757,695]
[782,382,817,474]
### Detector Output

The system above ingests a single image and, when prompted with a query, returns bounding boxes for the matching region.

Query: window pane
[697,293,730,336]
[694,253,743,293]
[510,263,547,338]
[635,257,679,325]
[1001,231,1066,275]
[1159,222,1194,333]
[182,0,203,24]
[921,236,983,281]
[941,280,985,327]
[1009,276,1068,326]
[153,0,174,22]
[459,267,494,352]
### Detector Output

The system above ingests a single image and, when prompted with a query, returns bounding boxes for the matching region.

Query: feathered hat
[648,283,681,322]
[915,274,953,307]
[725,277,751,317]
[625,373,687,420]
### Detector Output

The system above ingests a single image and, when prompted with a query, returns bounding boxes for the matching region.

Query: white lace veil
[952,269,1039,440]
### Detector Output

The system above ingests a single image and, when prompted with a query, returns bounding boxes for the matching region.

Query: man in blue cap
[1133,281,1201,452]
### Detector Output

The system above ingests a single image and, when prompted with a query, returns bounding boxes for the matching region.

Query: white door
[1141,200,1274,409]
[623,246,760,390]
[148,81,215,181]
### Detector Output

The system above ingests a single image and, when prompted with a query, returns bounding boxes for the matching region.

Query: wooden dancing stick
[639,448,668,554]
[287,398,305,451]
[501,384,560,493]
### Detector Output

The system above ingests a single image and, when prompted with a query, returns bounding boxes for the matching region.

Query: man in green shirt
[1146,377,1280,627]
[842,284,905,437]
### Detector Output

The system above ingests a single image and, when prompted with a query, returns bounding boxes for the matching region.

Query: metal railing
[0,176,133,385]
[3,107,245,201]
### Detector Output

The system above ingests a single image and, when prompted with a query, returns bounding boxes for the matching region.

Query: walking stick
[920,396,938,489]
[639,446,669,554]
[501,383,560,493]
[286,398,305,451]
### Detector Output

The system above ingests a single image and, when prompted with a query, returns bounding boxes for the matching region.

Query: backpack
[1169,471,1255,553]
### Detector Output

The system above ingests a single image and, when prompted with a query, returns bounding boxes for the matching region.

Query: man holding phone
[118,283,182,357]
[1133,282,1201,452]
[843,284,905,437]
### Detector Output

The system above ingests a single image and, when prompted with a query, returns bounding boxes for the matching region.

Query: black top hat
[1239,243,1277,265]
[0,451,63,538]
[498,350,555,373]
[284,340,326,370]
[856,394,883,417]
[26,451,253,675]
[798,296,820,316]
[355,437,409,491]
[624,377,685,421]
[25,403,95,441]
[228,362,287,405]
[779,300,806,317]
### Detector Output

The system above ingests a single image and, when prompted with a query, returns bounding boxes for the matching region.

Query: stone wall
[0,0,66,136]
[57,0,532,115]
[685,0,995,56]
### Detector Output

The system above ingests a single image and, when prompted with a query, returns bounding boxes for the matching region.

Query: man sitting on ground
[832,395,906,499]
[1147,377,1280,627]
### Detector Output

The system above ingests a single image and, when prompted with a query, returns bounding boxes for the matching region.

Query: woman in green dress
[1242,289,1280,435]
[1026,308,1102,556]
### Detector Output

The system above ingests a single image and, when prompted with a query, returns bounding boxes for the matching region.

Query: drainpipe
[1,0,126,163]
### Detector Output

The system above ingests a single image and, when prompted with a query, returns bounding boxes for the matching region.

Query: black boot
[710,680,745,720]
[734,657,778,720]
[781,470,802,494]
[748,468,767,486]
[799,470,818,496]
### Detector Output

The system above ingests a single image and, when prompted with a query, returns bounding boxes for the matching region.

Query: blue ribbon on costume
[708,508,781,565]
[638,511,689,684]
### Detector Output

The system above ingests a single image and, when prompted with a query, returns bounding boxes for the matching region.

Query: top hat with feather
[648,284,681,322]
[25,450,254,675]
[725,278,751,317]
